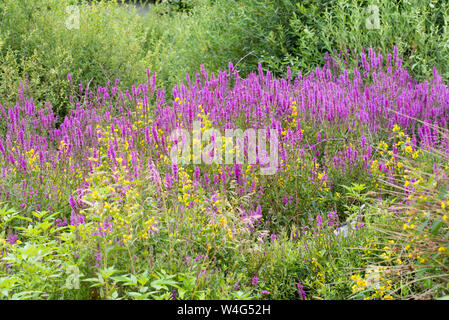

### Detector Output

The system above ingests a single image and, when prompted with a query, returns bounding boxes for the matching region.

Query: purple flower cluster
[0,47,448,231]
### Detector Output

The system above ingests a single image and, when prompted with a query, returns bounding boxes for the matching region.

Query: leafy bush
[0,0,147,117]
[233,0,449,81]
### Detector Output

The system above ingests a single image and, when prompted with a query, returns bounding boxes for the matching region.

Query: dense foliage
[1,48,448,299]
[2,0,449,117]
[0,0,448,300]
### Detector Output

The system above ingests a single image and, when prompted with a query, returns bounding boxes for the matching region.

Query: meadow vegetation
[0,0,448,300]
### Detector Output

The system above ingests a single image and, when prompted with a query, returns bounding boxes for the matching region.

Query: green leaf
[431,219,443,235]
[100,266,118,279]
[150,279,179,291]
[111,275,131,283]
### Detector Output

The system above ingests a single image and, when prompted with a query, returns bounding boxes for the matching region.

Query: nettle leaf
[111,275,131,283]
[8,215,32,224]
[150,279,179,291]
[32,211,46,219]
[83,279,105,287]
[127,291,152,300]
[100,266,118,279]
[137,274,150,286]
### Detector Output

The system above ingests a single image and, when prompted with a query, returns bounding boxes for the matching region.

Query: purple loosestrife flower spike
[297,283,306,300]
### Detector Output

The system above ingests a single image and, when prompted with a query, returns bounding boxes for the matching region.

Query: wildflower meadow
[0,0,448,301]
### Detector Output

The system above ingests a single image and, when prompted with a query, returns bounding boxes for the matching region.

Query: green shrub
[0,0,147,117]
[233,0,449,81]
[140,0,242,89]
